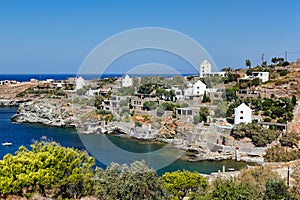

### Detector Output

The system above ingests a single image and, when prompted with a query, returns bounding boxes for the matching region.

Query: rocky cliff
[11,99,76,127]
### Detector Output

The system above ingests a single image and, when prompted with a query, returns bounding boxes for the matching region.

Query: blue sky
[0,0,299,74]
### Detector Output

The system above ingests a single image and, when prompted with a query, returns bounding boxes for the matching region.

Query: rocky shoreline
[10,99,266,165]
[0,99,31,107]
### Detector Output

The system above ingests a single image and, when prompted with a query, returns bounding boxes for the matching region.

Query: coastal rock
[11,99,76,127]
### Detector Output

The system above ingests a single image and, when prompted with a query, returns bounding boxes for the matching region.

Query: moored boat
[2,142,12,146]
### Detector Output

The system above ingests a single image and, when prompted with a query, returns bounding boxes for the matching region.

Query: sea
[0,74,251,175]
[0,73,197,82]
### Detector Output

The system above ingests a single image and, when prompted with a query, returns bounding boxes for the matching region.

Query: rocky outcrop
[0,99,30,107]
[0,99,18,106]
[11,99,76,127]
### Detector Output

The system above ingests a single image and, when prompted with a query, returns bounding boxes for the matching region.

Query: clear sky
[0,0,299,74]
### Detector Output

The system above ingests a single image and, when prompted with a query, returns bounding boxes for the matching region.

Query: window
[240,116,243,120]
[197,87,199,89]
[240,111,243,114]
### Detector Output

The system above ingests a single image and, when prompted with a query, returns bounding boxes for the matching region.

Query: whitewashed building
[200,60,211,76]
[75,76,86,91]
[86,88,100,96]
[251,72,269,83]
[192,80,206,95]
[234,103,252,124]
[121,75,133,87]
[199,60,226,78]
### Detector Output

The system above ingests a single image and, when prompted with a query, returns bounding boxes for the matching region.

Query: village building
[86,88,100,96]
[251,71,269,83]
[170,86,184,100]
[75,76,86,91]
[241,71,269,83]
[234,103,252,124]
[121,74,133,87]
[205,88,223,100]
[192,80,206,95]
[176,107,200,121]
[199,60,226,78]
[0,80,19,85]
[102,95,131,112]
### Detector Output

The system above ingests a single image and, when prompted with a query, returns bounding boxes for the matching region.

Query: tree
[116,87,135,96]
[143,101,158,111]
[214,102,227,118]
[264,178,289,200]
[245,59,251,68]
[208,178,257,200]
[232,123,280,147]
[94,161,165,200]
[94,95,105,108]
[252,77,260,86]
[222,88,237,102]
[202,91,211,103]
[292,95,297,106]
[0,141,95,199]
[160,170,208,199]
[199,107,210,123]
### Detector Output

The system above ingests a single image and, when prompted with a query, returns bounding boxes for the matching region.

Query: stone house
[102,95,131,112]
[176,107,200,121]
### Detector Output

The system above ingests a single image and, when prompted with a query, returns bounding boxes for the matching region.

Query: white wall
[192,80,206,95]
[121,75,133,87]
[75,76,86,91]
[200,60,211,77]
[234,103,252,124]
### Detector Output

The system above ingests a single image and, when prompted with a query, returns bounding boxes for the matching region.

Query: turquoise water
[0,107,251,175]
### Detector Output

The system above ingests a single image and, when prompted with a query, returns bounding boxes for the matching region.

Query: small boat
[2,142,12,146]
[227,168,235,171]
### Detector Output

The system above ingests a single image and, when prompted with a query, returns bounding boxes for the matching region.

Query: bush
[143,101,158,111]
[264,144,300,162]
[279,70,289,76]
[264,117,271,122]
[0,142,95,199]
[134,121,142,127]
[94,161,165,200]
[161,170,208,199]
[232,123,280,147]
[277,118,285,123]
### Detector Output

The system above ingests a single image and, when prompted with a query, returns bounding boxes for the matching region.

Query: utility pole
[261,53,264,64]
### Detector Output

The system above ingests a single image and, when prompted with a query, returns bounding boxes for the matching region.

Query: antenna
[261,53,264,64]
[285,51,288,61]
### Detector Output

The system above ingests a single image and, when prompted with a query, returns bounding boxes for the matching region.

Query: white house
[86,88,100,96]
[251,72,269,83]
[75,76,86,91]
[234,103,252,124]
[121,75,133,87]
[192,80,206,95]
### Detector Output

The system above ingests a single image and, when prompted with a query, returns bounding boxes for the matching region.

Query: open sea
[0,73,197,82]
